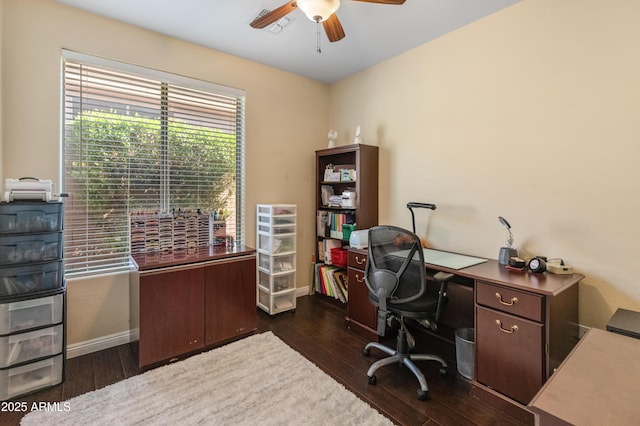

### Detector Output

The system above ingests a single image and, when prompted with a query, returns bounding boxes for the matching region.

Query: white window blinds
[62,51,246,276]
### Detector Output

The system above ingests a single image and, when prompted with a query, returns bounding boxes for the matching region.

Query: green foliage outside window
[66,110,236,213]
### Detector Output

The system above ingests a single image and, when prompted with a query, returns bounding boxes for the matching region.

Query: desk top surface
[350,247,583,297]
[451,258,583,296]
[131,244,256,271]
[528,328,640,424]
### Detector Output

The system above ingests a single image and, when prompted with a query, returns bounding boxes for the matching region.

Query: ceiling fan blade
[323,14,345,42]
[250,1,297,29]
[349,0,406,4]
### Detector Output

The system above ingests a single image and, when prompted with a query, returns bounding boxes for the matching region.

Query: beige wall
[329,0,640,329]
[1,0,327,344]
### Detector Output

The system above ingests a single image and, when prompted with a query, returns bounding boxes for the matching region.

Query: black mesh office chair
[362,225,452,400]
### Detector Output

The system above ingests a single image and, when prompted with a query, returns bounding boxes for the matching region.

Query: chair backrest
[365,225,426,305]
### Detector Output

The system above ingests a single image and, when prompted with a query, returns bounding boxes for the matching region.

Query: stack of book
[314,264,348,302]
[316,210,355,240]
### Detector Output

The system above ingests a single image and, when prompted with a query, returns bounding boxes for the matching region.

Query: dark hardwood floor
[4,295,528,425]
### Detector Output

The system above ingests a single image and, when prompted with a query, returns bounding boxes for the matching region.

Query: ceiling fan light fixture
[296,0,340,23]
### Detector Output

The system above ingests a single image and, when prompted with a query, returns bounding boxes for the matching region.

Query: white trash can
[455,328,475,380]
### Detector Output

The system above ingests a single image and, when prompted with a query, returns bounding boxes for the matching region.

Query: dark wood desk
[347,247,584,422]
[529,328,640,425]
[130,245,257,370]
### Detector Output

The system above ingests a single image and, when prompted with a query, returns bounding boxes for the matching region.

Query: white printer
[4,177,53,202]
[349,229,369,249]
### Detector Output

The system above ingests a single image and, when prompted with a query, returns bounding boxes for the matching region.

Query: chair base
[364,327,447,400]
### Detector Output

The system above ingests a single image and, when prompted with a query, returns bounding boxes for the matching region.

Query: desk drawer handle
[356,274,365,283]
[495,320,519,334]
[355,256,366,265]
[495,292,518,306]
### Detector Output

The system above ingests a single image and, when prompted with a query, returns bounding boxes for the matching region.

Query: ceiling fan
[250,0,406,44]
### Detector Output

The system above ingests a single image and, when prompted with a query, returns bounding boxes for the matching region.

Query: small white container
[258,252,296,274]
[258,270,296,293]
[258,234,296,254]
[342,191,356,208]
[0,324,63,368]
[0,293,63,335]
[257,288,296,315]
[0,354,63,400]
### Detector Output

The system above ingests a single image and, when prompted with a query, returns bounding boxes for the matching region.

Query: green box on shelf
[342,224,356,241]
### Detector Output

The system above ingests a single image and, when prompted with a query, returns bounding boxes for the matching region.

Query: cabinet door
[347,267,377,330]
[204,257,257,345]
[139,267,205,368]
[476,306,544,405]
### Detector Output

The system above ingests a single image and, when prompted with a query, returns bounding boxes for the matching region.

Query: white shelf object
[256,204,297,314]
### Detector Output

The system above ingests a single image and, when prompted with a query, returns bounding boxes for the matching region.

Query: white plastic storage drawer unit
[256,204,297,314]
[0,324,64,368]
[0,354,63,400]
[0,292,63,335]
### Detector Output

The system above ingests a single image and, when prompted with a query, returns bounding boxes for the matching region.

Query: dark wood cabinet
[138,266,205,368]
[204,257,257,345]
[471,267,580,407]
[131,246,257,370]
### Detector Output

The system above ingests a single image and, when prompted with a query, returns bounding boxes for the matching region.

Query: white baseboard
[66,330,135,359]
[296,287,311,298]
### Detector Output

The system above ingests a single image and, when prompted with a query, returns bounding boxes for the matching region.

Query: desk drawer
[348,251,367,269]
[346,267,376,329]
[476,281,543,322]
[476,306,544,405]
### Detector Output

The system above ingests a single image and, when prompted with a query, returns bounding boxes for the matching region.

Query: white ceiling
[55,0,522,83]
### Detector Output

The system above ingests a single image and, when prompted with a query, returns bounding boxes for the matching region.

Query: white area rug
[21,332,392,425]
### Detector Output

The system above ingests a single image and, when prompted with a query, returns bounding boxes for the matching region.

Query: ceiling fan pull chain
[316,20,322,54]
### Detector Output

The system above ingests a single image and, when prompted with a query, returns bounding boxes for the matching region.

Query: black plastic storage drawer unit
[0,201,65,401]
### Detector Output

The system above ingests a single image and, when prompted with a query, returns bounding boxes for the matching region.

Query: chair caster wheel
[368,375,377,385]
[417,389,429,401]
[362,348,370,357]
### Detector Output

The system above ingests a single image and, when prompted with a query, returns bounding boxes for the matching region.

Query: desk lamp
[406,202,436,234]
[498,216,518,265]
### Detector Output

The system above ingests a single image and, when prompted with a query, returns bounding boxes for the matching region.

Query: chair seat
[369,293,439,319]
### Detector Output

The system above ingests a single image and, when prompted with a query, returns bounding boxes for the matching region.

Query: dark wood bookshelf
[314,144,378,303]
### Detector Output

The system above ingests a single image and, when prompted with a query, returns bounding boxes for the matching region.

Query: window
[62,51,246,276]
